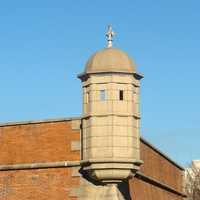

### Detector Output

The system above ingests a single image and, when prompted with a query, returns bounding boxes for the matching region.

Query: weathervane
[106,25,115,48]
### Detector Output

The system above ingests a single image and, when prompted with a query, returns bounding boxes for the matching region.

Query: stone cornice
[78,71,143,81]
[0,117,80,127]
[81,113,141,119]
[81,158,143,166]
[0,161,80,171]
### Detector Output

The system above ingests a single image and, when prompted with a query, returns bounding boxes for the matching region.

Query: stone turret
[78,26,143,183]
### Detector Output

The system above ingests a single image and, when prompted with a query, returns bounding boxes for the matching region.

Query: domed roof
[84,48,136,74]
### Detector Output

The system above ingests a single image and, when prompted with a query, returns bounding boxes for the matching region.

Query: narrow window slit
[119,90,123,101]
[86,92,89,103]
[100,90,106,101]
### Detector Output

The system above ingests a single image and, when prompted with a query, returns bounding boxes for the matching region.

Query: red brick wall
[140,140,183,193]
[0,121,80,164]
[0,120,80,200]
[0,168,78,200]
[129,177,183,200]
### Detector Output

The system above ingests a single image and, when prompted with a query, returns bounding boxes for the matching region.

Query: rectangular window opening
[100,90,106,101]
[119,90,123,101]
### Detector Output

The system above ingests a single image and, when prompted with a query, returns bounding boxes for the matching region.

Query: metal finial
[106,25,115,48]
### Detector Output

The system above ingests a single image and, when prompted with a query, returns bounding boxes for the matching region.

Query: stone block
[71,119,81,130]
[71,140,80,151]
[71,167,81,177]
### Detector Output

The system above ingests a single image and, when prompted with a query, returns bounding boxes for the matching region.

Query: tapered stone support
[81,159,142,183]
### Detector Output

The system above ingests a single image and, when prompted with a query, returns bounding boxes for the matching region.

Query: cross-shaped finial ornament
[106,25,115,48]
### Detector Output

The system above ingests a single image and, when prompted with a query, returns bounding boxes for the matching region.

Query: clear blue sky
[0,0,199,166]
